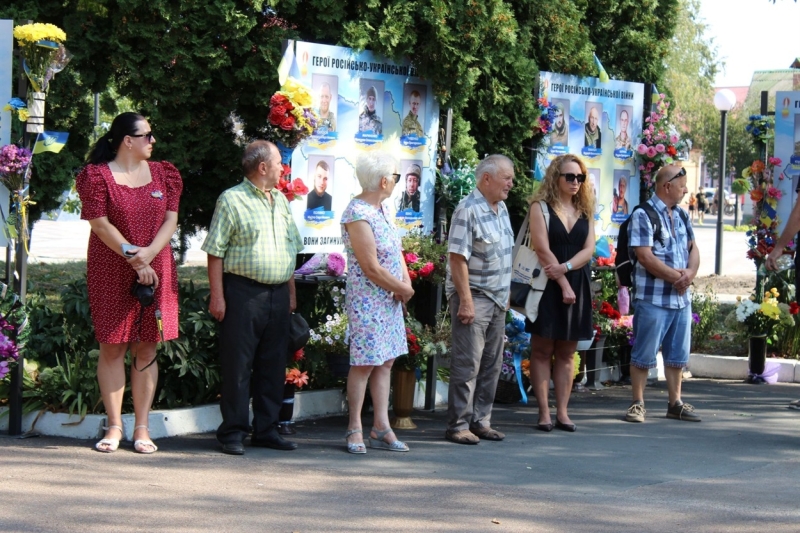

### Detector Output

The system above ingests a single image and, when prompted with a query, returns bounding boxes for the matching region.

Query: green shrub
[691,288,719,351]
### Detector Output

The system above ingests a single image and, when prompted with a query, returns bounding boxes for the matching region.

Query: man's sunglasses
[561,173,586,183]
[391,173,401,183]
[667,167,686,183]
[130,132,154,142]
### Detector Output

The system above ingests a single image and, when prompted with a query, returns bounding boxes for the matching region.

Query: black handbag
[288,313,311,352]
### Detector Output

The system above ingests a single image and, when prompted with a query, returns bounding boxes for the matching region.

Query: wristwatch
[565,261,573,271]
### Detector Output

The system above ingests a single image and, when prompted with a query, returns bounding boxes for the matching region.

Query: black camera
[131,281,155,307]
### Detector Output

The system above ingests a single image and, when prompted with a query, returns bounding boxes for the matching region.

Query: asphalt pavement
[3,379,800,532]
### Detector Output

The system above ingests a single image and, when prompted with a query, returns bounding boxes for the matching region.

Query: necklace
[112,161,143,187]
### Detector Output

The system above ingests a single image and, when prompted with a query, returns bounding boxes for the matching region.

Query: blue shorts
[630,300,691,369]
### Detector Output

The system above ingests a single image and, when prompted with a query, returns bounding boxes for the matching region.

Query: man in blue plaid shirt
[444,154,515,445]
[625,164,701,423]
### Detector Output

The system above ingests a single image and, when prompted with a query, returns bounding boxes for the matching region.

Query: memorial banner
[279,40,439,253]
[774,91,800,235]
[536,71,644,239]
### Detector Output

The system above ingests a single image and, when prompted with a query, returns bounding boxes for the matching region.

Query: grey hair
[355,152,398,192]
[475,154,513,182]
[242,140,275,175]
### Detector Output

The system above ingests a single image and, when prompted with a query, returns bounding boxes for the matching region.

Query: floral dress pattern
[341,199,407,365]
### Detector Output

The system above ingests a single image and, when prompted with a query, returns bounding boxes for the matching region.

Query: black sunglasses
[391,173,401,183]
[561,173,586,183]
[130,132,154,142]
[667,167,686,183]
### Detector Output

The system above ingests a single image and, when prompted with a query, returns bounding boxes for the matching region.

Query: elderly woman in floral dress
[341,152,414,454]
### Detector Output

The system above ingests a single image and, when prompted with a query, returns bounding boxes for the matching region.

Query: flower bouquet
[265,78,319,201]
[531,96,560,137]
[0,144,32,192]
[744,157,783,267]
[635,94,691,190]
[295,252,346,278]
[401,231,448,285]
[266,78,319,152]
[13,23,70,133]
[745,115,775,147]
[395,317,432,373]
[736,282,797,342]
[285,349,310,389]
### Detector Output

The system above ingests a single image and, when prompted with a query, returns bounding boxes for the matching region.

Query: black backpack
[615,202,689,287]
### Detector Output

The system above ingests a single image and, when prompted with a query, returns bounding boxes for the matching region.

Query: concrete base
[0,387,350,440]
[688,353,800,382]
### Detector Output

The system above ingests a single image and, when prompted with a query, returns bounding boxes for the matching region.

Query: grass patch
[0,261,210,311]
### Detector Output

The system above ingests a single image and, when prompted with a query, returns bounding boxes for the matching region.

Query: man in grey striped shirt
[444,154,515,445]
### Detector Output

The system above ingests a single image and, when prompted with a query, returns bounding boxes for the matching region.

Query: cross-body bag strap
[512,200,550,260]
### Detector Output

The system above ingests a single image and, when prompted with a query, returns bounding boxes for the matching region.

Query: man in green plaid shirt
[202,140,303,456]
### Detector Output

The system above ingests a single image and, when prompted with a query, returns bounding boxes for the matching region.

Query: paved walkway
[27,214,756,275]
[3,379,800,532]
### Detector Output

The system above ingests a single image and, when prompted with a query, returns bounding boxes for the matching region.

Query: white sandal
[95,425,122,453]
[133,425,158,454]
[345,428,366,454]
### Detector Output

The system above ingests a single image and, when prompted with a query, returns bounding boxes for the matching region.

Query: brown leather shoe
[470,426,505,441]
[445,429,480,445]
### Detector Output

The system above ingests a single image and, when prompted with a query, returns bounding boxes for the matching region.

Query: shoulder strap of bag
[512,200,550,260]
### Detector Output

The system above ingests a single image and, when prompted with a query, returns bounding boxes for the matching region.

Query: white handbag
[510,201,550,323]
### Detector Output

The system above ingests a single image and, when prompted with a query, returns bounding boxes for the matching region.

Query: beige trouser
[446,292,506,432]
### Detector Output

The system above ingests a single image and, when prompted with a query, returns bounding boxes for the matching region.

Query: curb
[0,381,448,440]
[688,353,800,382]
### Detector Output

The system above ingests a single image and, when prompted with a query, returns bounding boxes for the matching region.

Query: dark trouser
[217,273,290,445]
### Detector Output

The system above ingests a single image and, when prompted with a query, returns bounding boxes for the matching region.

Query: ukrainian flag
[32,131,69,154]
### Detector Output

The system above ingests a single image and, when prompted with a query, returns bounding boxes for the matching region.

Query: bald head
[656,165,683,186]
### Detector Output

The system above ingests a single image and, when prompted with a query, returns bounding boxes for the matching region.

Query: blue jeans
[630,300,691,370]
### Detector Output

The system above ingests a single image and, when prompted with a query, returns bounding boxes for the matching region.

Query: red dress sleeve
[75,164,108,220]
[159,161,183,212]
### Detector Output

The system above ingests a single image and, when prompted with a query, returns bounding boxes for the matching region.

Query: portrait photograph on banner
[536,71,644,241]
[279,40,439,253]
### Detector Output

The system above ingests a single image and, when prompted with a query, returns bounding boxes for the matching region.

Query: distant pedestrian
[695,190,706,224]
[445,154,514,445]
[625,165,701,424]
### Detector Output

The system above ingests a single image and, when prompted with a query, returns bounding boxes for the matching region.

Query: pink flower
[404,252,419,264]
[646,146,657,158]
[326,253,346,276]
[655,144,665,153]
[636,144,648,155]
[767,187,782,200]
[419,262,435,277]
[769,157,782,166]
[646,161,654,169]
[670,134,679,144]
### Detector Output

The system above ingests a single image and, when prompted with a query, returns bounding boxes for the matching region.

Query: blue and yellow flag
[593,54,610,83]
[32,131,69,154]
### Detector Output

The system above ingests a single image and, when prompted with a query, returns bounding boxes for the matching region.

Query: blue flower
[6,97,26,110]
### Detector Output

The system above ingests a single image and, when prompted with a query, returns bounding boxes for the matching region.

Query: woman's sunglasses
[561,173,586,183]
[130,132,154,142]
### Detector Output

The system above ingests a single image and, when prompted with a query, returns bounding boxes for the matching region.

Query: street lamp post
[713,89,737,276]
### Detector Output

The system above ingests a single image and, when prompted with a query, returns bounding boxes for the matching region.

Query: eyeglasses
[130,132,154,142]
[667,167,686,183]
[391,173,401,183]
[561,173,586,183]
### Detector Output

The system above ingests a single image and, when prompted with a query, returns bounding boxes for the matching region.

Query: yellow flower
[760,301,781,320]
[742,167,752,178]
[13,23,67,45]
[2,104,10,112]
[280,77,313,108]
[736,295,742,302]
[18,109,29,122]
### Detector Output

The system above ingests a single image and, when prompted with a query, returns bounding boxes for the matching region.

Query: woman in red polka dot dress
[75,112,182,454]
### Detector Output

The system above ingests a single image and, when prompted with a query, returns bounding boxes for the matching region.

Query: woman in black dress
[526,154,595,432]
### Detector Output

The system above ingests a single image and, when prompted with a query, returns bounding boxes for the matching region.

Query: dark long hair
[86,112,145,164]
